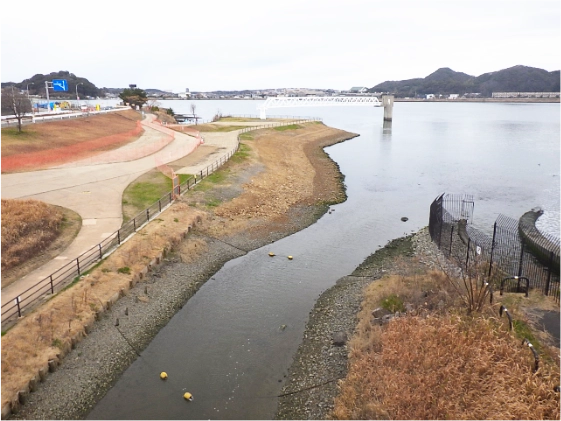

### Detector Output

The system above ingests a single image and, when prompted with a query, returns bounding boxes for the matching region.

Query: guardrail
[1,117,322,330]
[1,107,129,127]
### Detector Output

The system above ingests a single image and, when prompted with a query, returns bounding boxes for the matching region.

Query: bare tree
[1,87,32,132]
[190,103,197,125]
[146,99,161,112]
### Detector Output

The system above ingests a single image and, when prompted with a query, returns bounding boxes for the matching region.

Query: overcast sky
[1,0,559,92]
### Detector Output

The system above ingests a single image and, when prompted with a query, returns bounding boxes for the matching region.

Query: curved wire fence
[1,117,322,330]
[428,193,560,304]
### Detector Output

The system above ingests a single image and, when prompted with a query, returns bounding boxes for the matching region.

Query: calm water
[88,101,559,420]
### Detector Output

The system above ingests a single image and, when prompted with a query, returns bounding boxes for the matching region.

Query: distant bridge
[257,96,387,119]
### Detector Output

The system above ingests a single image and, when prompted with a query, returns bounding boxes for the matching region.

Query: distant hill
[1,71,106,99]
[370,65,560,97]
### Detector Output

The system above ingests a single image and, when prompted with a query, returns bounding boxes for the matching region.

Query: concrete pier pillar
[382,119,392,135]
[382,95,394,121]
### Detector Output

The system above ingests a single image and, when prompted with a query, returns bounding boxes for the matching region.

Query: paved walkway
[1,117,306,313]
[1,114,201,308]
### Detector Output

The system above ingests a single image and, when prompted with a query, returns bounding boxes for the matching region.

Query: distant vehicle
[80,104,88,111]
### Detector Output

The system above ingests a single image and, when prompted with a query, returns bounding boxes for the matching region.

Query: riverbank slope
[4,121,358,419]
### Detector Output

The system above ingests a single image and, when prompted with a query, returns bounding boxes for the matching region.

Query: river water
[88,100,559,419]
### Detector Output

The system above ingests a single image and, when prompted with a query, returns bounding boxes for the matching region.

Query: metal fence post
[517,242,525,279]
[545,251,553,296]
[488,222,497,278]
[77,258,81,276]
[15,296,21,318]
[50,275,54,294]
[466,238,471,272]
[133,218,136,231]
[146,208,150,221]
[449,225,454,257]
[159,199,162,212]
[99,244,103,259]
[118,230,121,244]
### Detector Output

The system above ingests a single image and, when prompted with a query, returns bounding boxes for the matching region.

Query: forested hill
[1,71,104,99]
[370,65,560,97]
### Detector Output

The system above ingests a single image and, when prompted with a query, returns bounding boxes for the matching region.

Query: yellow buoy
[160,372,168,380]
[268,252,275,257]
[287,256,293,260]
[183,392,193,401]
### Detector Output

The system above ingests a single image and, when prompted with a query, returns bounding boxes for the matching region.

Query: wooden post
[382,95,394,121]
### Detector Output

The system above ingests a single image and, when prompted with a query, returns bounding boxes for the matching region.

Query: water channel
[88,101,559,419]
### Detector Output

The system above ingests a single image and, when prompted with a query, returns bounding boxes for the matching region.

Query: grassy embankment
[1,111,143,287]
[1,110,143,173]
[1,200,82,288]
[331,244,560,420]
[0,117,258,412]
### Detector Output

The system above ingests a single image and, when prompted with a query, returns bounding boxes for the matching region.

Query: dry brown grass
[332,272,561,420]
[0,120,358,412]
[1,202,206,409]
[209,124,346,232]
[1,110,142,157]
[1,199,64,271]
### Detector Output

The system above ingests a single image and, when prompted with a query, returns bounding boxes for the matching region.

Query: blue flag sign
[52,79,68,92]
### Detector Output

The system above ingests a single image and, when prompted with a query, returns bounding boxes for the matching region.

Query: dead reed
[1,199,64,271]
[1,202,205,410]
[332,272,561,420]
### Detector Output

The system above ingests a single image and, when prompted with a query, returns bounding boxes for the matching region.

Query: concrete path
[1,114,200,308]
[1,117,308,313]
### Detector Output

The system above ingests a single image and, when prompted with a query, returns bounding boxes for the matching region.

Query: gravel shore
[8,123,440,420]
[275,227,444,420]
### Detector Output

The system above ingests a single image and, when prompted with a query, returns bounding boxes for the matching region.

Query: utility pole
[45,81,51,112]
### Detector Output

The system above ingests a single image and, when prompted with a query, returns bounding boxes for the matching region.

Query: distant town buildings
[492,92,560,98]
[143,86,383,100]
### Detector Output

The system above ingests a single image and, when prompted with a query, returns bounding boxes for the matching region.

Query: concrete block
[10,398,20,415]
[1,402,12,419]
[48,358,58,373]
[17,387,30,405]
[58,341,71,358]
[29,375,39,392]
[109,292,120,305]
[38,365,48,382]
[84,323,93,334]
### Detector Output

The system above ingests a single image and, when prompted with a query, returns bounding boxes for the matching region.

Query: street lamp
[26,83,36,119]
[26,83,34,99]
[76,82,84,101]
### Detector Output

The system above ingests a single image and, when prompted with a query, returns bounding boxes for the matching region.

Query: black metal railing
[1,117,322,330]
[428,193,560,303]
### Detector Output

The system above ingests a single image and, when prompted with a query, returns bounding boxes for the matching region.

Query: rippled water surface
[88,101,559,419]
